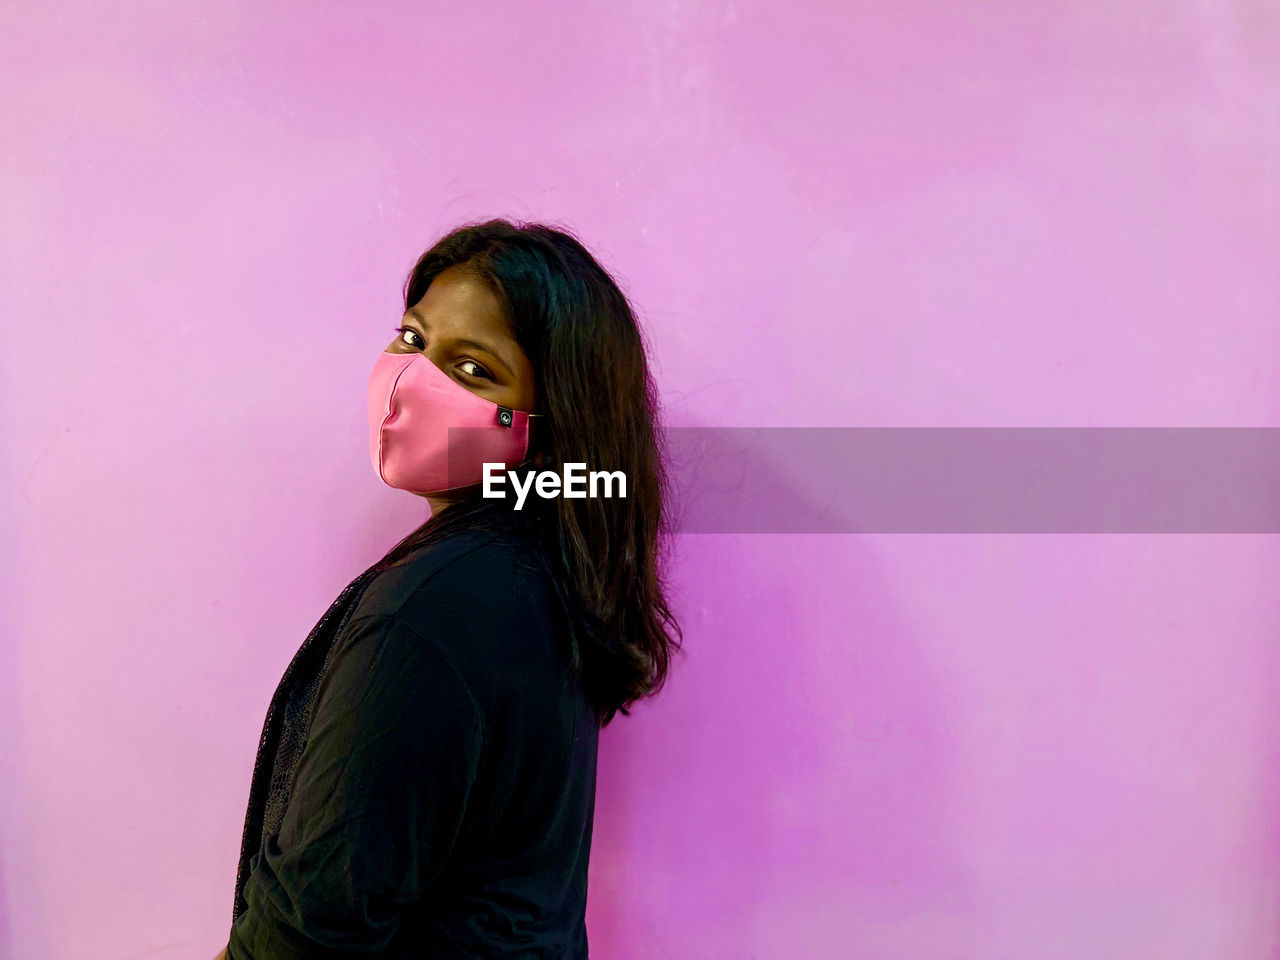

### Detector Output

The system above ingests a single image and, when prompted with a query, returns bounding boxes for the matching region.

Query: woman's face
[385,264,537,414]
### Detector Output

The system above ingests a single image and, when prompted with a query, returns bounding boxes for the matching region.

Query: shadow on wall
[0,453,19,958]
[0,838,11,960]
[585,418,973,955]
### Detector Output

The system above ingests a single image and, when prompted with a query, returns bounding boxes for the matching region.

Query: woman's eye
[458,359,493,380]
[394,326,425,349]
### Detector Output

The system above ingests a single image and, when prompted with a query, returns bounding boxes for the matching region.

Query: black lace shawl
[229,560,384,924]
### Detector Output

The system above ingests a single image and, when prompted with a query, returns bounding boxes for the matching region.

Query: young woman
[219,219,681,959]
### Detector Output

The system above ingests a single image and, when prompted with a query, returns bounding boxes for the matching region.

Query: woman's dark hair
[371,218,682,727]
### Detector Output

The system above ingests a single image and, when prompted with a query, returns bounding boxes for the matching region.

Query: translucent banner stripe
[657,428,1280,533]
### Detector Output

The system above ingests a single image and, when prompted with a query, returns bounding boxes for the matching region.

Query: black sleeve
[227,614,486,959]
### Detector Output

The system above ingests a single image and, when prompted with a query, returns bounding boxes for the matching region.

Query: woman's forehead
[410,269,512,337]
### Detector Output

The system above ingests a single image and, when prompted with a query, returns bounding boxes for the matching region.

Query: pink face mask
[367,350,537,496]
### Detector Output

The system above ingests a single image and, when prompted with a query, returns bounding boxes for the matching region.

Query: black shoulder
[402,535,560,628]
[393,536,570,706]
[352,531,558,633]
[347,530,505,624]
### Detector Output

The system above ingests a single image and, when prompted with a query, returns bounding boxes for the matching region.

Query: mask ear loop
[496,407,547,426]
[501,410,550,471]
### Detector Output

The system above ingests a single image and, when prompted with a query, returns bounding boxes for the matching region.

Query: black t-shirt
[226,523,599,959]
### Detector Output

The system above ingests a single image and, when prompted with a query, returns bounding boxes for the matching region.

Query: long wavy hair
[371,218,681,727]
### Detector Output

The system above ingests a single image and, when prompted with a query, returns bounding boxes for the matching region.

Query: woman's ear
[528,417,552,469]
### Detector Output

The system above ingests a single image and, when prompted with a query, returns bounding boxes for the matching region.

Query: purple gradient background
[3,2,1279,958]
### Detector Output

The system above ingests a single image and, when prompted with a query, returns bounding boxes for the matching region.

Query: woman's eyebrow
[453,338,515,377]
[405,307,516,377]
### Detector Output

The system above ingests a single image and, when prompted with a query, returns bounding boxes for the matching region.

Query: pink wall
[3,2,1279,958]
